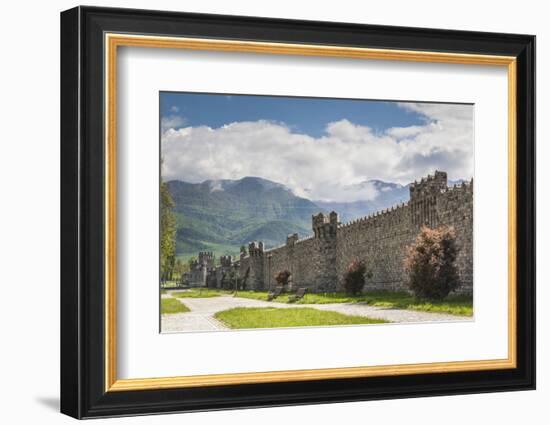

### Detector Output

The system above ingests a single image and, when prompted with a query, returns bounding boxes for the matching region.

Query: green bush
[343,259,367,295]
[404,225,460,300]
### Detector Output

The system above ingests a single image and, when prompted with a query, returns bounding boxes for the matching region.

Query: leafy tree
[343,259,367,295]
[240,245,247,255]
[160,181,177,283]
[172,258,186,280]
[404,225,459,300]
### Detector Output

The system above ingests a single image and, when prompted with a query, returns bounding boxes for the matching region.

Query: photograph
[159,93,474,333]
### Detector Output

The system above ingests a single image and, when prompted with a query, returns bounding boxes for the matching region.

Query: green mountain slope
[167,177,324,260]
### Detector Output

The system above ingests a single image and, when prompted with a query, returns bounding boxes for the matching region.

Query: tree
[404,225,460,300]
[172,258,186,281]
[160,181,177,283]
[343,259,367,295]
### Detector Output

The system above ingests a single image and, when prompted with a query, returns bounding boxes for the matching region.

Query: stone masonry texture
[185,171,473,295]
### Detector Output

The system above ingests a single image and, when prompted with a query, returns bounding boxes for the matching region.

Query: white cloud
[161,115,186,132]
[208,180,224,192]
[161,103,473,202]
[386,124,427,139]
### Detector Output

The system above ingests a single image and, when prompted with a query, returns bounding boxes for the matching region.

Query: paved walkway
[161,292,471,333]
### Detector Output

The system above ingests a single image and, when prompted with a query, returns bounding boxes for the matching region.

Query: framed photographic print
[60,6,536,419]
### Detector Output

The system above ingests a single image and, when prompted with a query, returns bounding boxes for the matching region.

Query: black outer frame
[60,5,536,419]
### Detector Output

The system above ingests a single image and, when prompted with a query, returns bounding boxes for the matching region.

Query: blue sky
[160,92,473,202]
[160,92,428,138]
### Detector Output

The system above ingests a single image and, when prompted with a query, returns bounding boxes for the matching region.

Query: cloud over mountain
[161,102,472,202]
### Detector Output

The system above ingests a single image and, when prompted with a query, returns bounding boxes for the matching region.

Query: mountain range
[166,176,427,261]
[166,177,420,258]
[167,177,319,259]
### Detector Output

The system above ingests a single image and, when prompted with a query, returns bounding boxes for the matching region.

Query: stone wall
[336,201,413,292]
[333,171,474,294]
[436,183,474,294]
[209,171,472,295]
[261,236,332,292]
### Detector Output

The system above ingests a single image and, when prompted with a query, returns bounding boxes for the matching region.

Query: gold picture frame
[105,34,517,392]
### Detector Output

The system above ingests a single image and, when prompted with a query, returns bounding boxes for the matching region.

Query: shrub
[404,225,460,300]
[344,259,367,295]
[274,270,292,289]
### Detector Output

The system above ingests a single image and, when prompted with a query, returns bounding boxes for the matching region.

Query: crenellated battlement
[187,171,473,294]
[286,233,299,246]
[440,178,473,194]
[338,201,410,230]
[294,234,314,244]
[409,170,447,201]
[248,241,264,257]
[198,251,214,264]
[312,211,339,239]
[220,255,233,267]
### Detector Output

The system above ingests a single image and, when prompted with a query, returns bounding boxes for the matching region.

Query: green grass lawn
[161,298,190,314]
[362,292,473,316]
[233,290,472,316]
[164,288,472,316]
[161,280,182,288]
[171,289,230,298]
[231,290,279,301]
[215,307,388,329]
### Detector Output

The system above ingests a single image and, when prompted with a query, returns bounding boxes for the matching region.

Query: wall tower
[247,241,265,290]
[311,212,338,291]
[409,170,447,227]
